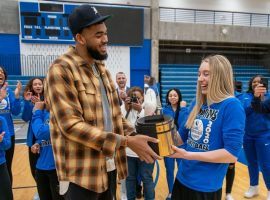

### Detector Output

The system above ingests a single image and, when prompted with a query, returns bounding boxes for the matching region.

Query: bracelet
[121,136,128,147]
[123,136,128,147]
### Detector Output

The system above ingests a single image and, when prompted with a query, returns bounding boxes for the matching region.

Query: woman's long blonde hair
[186,55,234,128]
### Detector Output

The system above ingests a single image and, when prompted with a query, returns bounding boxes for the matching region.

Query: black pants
[0,163,13,200]
[171,179,222,200]
[36,169,64,200]
[64,170,117,200]
[5,135,15,185]
[225,163,235,194]
[28,147,39,180]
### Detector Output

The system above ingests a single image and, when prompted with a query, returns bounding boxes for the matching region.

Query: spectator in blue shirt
[0,66,22,185]
[21,77,44,182]
[31,100,63,200]
[162,88,187,200]
[0,115,13,200]
[241,75,270,200]
[169,55,245,200]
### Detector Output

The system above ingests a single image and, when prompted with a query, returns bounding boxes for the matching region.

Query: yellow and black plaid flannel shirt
[44,46,134,193]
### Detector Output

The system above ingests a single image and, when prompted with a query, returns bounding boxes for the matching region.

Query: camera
[130,94,138,104]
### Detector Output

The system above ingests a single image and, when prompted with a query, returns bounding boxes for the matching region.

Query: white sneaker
[33,192,40,200]
[244,186,259,198]
[225,193,234,200]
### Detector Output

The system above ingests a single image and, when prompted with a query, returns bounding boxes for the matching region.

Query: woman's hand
[34,101,45,110]
[180,101,187,107]
[169,145,188,159]
[0,132,5,143]
[31,143,40,154]
[254,84,266,100]
[14,81,22,99]
[0,82,7,102]
[132,102,142,112]
[24,91,32,101]
[31,93,41,104]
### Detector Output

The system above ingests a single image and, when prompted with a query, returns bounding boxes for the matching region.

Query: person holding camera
[251,79,270,113]
[240,75,270,199]
[121,86,155,200]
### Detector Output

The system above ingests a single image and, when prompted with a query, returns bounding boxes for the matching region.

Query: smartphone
[260,77,268,88]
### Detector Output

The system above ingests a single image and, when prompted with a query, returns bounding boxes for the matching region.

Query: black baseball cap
[68,5,111,35]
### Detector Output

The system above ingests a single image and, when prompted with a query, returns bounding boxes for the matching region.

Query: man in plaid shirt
[44,4,160,200]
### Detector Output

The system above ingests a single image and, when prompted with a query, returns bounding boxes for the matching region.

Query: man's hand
[31,143,40,154]
[0,132,5,143]
[127,135,161,163]
[254,84,266,99]
[119,91,127,101]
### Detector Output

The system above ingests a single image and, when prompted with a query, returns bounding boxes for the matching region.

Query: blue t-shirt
[0,116,11,165]
[177,97,245,192]
[32,109,55,170]
[0,87,21,136]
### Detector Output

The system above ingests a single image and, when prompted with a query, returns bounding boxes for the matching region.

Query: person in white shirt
[121,86,155,200]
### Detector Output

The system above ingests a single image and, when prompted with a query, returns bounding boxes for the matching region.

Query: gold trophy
[135,115,182,156]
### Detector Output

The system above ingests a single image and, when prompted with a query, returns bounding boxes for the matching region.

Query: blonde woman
[169,55,245,200]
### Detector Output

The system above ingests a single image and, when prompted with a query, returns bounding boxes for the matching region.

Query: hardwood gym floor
[12,144,267,200]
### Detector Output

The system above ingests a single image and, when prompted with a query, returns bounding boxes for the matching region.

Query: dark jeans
[164,157,180,193]
[171,179,222,200]
[0,163,13,200]
[5,135,15,185]
[226,163,235,194]
[126,157,155,200]
[64,170,117,200]
[36,169,64,200]
[28,147,39,181]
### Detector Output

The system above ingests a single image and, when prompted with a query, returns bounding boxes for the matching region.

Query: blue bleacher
[8,65,270,120]
[160,64,270,105]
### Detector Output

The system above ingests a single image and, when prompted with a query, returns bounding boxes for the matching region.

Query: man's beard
[87,45,108,61]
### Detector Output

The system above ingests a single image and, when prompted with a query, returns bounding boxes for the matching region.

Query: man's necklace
[91,63,101,78]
